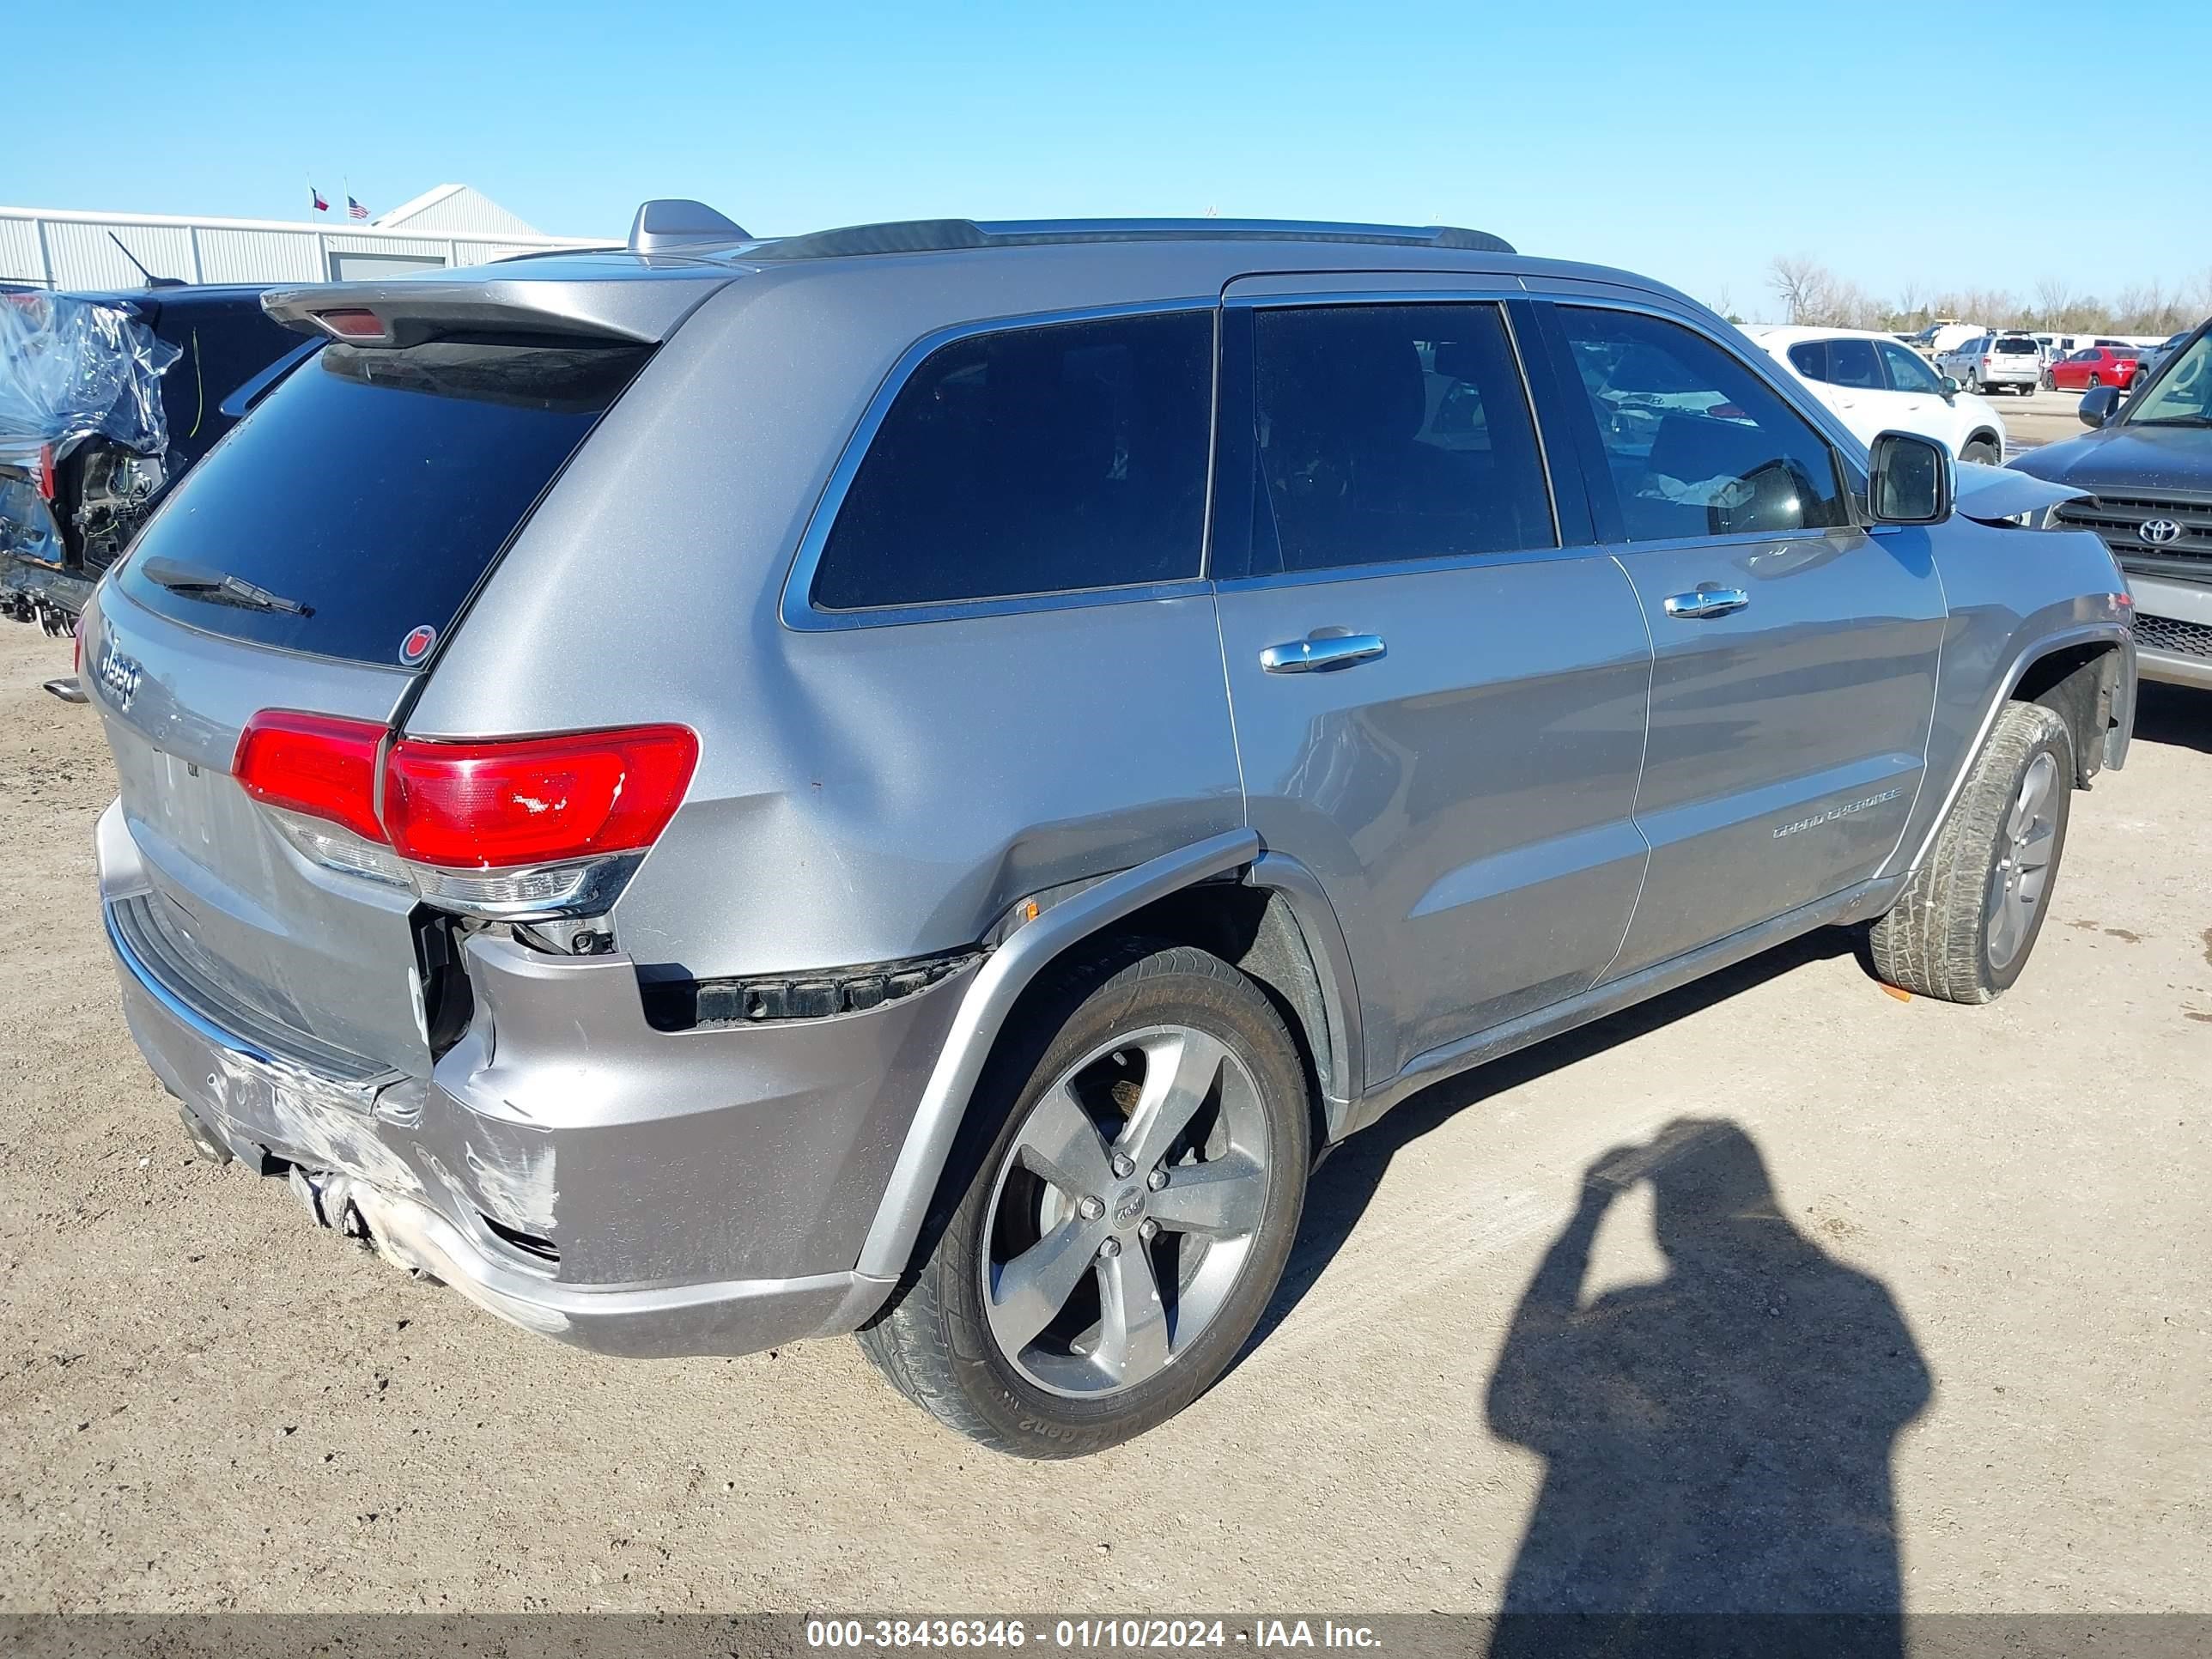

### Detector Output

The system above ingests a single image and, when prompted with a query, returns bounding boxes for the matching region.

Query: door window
[1878,342,1946,395]
[1246,303,1555,574]
[1554,307,1850,541]
[1787,341,1829,381]
[1826,338,1883,388]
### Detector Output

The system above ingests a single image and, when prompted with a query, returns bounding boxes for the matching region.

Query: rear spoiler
[261,268,735,349]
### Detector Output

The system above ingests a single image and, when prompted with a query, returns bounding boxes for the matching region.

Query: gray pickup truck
[83,206,2133,1457]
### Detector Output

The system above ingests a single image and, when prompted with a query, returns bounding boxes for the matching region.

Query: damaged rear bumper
[97,798,969,1358]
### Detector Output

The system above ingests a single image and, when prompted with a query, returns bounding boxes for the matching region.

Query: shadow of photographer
[1484,1117,1932,1658]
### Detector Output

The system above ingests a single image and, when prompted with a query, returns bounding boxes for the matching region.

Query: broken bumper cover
[97,799,970,1358]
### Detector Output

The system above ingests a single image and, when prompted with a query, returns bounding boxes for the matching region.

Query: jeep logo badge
[1112,1187,1146,1226]
[94,641,143,710]
[2138,519,2184,547]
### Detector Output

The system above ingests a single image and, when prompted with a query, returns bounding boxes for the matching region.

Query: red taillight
[314,308,388,342]
[72,616,83,676]
[234,713,697,873]
[381,726,698,870]
[233,710,386,844]
[35,441,55,501]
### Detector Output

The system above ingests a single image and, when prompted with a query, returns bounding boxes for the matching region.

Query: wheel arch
[853,830,1300,1285]
[2013,639,2131,787]
[1888,623,2134,887]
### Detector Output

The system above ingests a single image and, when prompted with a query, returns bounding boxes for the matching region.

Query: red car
[2045,345,2142,392]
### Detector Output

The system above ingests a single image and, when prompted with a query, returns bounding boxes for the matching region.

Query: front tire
[1869,702,2073,1004]
[857,940,1312,1457]
[1960,436,2001,465]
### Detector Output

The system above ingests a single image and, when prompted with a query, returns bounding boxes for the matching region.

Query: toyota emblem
[2137,519,2185,547]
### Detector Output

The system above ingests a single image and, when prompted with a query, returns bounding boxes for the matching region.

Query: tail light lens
[382,726,698,869]
[35,442,55,502]
[232,713,698,910]
[234,711,386,844]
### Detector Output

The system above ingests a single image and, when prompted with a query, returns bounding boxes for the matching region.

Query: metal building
[0,185,605,290]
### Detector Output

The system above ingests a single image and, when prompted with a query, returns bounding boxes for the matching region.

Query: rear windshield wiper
[139,556,313,617]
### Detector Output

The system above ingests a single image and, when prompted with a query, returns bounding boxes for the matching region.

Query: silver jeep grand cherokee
[84,205,2135,1457]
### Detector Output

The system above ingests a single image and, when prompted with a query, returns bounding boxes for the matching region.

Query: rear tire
[1869,702,2073,1004]
[2087,372,2102,389]
[857,940,1312,1458]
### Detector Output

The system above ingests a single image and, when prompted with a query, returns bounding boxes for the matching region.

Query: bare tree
[2033,275,2077,327]
[1767,255,1826,325]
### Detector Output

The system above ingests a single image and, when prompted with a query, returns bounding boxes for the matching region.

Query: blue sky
[14,0,2207,319]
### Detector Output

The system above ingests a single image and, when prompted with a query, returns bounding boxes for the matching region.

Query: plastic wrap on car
[0,291,181,458]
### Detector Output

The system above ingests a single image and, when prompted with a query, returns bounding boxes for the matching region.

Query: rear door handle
[1260,634,1388,673]
[1661,586,1750,620]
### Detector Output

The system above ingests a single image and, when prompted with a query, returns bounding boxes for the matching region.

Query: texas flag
[347,195,370,221]
[311,186,329,214]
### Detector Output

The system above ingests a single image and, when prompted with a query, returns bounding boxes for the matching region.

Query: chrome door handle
[1259,634,1388,673]
[1661,586,1750,620]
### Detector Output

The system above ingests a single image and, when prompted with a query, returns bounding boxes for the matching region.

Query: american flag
[347,195,369,221]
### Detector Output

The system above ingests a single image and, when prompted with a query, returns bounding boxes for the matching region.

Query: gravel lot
[1996,385,2102,454]
[1,620,2206,1615]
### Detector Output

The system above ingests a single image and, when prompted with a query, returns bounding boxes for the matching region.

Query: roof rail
[629,199,751,253]
[745,217,1516,262]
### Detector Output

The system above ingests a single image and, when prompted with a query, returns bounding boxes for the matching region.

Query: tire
[1960,436,2001,465]
[2087,372,2102,389]
[1869,702,2073,1004]
[856,939,1312,1457]
[2041,371,2055,391]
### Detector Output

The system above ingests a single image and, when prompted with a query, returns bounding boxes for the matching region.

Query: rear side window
[1248,302,1554,574]
[811,311,1212,610]
[1826,338,1882,387]
[1787,342,1828,381]
[117,340,647,665]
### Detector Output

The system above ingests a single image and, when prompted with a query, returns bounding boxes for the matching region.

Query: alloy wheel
[1987,751,2058,972]
[979,1024,1271,1399]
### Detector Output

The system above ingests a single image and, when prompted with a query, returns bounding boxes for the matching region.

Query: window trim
[1209,289,1572,592]
[1531,295,1866,546]
[779,297,1221,632]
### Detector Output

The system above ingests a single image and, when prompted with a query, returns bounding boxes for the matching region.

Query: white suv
[1744,325,2006,465]
[1936,332,2042,396]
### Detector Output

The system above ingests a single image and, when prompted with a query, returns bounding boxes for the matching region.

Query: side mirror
[1939,374,1960,398]
[1868,431,1953,525]
[2077,385,2122,428]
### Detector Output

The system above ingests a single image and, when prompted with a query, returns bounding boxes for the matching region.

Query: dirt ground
[0,619,2206,1616]
[1996,384,2102,454]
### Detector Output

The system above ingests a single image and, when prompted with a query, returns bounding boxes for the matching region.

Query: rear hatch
[1988,337,2041,379]
[88,264,726,1079]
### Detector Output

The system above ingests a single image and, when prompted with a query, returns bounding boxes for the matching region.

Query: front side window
[1248,302,1554,574]
[1556,306,1849,541]
[811,310,1212,610]
[1878,341,1946,395]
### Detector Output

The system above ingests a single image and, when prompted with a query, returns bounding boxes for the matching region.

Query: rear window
[810,311,1212,611]
[115,339,647,665]
[1995,339,2039,354]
